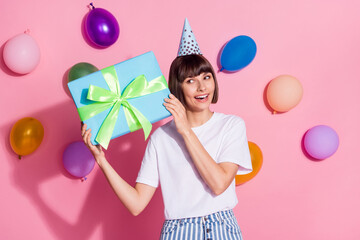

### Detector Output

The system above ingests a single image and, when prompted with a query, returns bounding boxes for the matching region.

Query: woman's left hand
[164,94,191,136]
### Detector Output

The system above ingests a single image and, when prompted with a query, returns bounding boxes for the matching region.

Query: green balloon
[68,62,98,82]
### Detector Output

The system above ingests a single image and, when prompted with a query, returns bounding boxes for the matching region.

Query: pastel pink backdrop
[1,0,359,239]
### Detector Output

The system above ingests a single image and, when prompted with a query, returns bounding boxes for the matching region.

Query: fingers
[82,123,94,147]
[164,94,180,103]
[81,123,87,136]
[165,104,180,119]
[164,94,185,114]
[82,125,93,147]
[164,103,182,120]
[83,129,90,143]
[86,131,92,147]
[81,123,104,159]
[164,94,187,125]
[167,94,184,108]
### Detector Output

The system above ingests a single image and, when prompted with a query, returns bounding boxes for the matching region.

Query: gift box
[68,51,171,149]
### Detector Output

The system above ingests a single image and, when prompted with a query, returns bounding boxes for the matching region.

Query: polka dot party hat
[177,18,202,56]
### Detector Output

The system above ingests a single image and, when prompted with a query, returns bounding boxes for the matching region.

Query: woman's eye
[187,79,194,83]
[204,75,211,80]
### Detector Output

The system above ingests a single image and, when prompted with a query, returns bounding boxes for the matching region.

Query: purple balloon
[85,7,120,47]
[63,141,95,178]
[304,125,339,160]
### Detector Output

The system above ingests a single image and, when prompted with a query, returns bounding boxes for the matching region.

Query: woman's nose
[198,81,206,91]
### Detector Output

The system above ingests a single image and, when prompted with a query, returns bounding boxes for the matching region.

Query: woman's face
[181,72,215,112]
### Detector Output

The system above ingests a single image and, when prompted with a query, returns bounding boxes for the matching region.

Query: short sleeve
[136,137,159,188]
[218,119,253,175]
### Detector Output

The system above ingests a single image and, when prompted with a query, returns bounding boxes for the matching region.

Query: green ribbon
[78,65,168,149]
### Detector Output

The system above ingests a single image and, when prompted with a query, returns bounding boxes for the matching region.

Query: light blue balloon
[220,35,257,72]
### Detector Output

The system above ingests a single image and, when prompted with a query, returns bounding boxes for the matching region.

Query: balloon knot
[24,29,30,34]
[81,177,87,182]
[18,155,22,160]
[90,2,95,9]
[272,111,277,114]
[219,67,224,72]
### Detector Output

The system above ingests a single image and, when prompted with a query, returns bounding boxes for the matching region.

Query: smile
[194,94,209,102]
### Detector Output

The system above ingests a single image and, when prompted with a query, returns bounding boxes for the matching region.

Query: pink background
[1,0,359,239]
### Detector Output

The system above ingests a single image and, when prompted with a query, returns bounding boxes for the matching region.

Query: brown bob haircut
[168,54,219,106]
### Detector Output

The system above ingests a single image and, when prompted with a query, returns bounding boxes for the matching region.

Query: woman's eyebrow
[202,72,212,77]
[184,72,210,80]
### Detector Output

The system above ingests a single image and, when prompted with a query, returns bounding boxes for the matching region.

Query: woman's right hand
[81,123,106,166]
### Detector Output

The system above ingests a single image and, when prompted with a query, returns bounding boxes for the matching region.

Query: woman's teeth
[195,95,208,99]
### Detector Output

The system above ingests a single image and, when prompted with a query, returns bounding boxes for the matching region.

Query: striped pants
[160,209,243,240]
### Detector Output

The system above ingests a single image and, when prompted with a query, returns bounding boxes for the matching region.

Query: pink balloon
[304,125,339,160]
[3,33,40,74]
[266,75,303,113]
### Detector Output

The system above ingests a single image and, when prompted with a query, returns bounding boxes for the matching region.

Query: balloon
[10,117,44,158]
[3,33,41,74]
[63,141,95,178]
[236,141,263,185]
[220,35,257,72]
[85,4,120,47]
[68,62,98,82]
[304,125,339,160]
[266,75,303,113]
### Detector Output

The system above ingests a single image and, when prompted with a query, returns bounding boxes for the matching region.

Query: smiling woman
[148,20,252,239]
[156,52,253,239]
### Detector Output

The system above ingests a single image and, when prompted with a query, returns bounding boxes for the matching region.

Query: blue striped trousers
[160,209,243,240]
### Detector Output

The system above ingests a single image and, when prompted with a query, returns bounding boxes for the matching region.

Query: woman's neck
[186,109,214,128]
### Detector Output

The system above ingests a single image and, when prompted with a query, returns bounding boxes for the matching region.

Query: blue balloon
[220,35,257,72]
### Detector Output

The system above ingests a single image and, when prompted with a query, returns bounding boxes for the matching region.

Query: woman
[82,19,252,240]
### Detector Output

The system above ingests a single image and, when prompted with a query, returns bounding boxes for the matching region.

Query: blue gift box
[68,51,171,149]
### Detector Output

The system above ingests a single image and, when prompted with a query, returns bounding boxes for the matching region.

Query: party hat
[177,18,202,56]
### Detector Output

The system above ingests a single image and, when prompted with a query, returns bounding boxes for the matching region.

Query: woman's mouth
[194,94,209,102]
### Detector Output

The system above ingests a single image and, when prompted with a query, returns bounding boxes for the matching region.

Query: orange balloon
[235,141,263,185]
[10,117,44,158]
[266,75,303,113]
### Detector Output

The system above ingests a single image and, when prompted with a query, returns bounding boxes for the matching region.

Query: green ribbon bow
[78,65,168,149]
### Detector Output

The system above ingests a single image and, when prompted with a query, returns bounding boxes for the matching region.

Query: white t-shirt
[136,112,252,220]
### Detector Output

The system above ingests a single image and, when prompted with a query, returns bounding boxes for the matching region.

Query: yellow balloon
[235,141,263,185]
[10,117,44,159]
[266,75,303,113]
